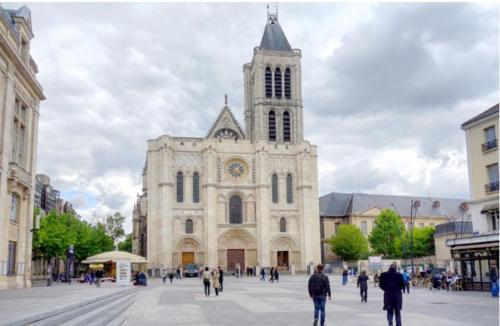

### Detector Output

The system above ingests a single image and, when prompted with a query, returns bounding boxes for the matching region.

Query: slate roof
[259,16,292,52]
[461,103,499,129]
[320,192,468,221]
[0,5,32,38]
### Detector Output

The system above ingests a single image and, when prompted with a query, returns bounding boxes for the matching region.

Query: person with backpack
[202,267,211,297]
[402,270,411,294]
[308,264,331,326]
[357,270,369,302]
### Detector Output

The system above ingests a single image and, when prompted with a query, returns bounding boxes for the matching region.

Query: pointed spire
[260,4,292,52]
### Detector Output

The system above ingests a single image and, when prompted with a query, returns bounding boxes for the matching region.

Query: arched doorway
[173,236,204,268]
[270,235,300,270]
[217,228,257,271]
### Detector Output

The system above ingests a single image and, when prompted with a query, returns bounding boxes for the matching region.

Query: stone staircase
[5,288,137,326]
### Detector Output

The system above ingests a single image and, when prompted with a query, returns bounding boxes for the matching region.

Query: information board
[116,260,131,286]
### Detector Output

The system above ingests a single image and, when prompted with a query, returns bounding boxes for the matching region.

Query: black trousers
[219,280,223,292]
[360,288,367,301]
[403,283,410,293]
[214,287,219,296]
[387,308,401,326]
[204,281,210,296]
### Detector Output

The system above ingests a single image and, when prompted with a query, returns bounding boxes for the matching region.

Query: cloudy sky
[9,2,498,231]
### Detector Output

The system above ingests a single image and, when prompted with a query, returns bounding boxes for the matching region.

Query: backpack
[309,274,326,296]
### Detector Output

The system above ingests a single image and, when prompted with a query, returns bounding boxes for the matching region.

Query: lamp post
[390,204,407,269]
[410,200,420,275]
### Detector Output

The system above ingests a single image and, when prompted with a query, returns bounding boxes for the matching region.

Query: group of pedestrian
[202,266,224,297]
[79,269,103,287]
[259,266,280,282]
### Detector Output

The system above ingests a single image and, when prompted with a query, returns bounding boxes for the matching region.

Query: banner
[116,261,131,286]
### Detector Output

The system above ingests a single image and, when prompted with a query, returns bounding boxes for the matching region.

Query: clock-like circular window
[225,159,249,181]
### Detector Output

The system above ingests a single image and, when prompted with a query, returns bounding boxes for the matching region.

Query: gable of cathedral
[206,105,245,140]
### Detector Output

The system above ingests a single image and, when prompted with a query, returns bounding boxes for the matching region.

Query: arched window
[274,67,282,99]
[176,172,184,203]
[283,111,291,142]
[284,68,291,99]
[280,217,287,232]
[265,67,272,98]
[229,195,243,224]
[286,174,293,204]
[192,172,200,203]
[185,219,193,234]
[272,174,279,203]
[268,110,276,141]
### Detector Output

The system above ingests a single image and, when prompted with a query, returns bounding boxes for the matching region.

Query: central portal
[182,252,194,266]
[277,251,289,269]
[227,249,245,271]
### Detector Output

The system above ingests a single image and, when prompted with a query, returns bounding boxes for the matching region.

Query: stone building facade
[133,13,321,272]
[0,5,44,289]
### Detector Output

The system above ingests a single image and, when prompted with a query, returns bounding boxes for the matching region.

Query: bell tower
[243,10,303,144]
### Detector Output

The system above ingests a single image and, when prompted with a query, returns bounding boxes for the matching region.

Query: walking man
[218,266,224,292]
[490,263,498,297]
[402,270,410,294]
[260,267,266,282]
[357,270,369,302]
[342,268,348,285]
[380,262,404,326]
[203,267,211,297]
[95,269,103,288]
[308,264,331,326]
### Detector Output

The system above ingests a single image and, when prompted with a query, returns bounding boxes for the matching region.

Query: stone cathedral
[132,12,321,272]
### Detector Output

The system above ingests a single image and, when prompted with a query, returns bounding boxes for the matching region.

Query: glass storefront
[451,244,499,291]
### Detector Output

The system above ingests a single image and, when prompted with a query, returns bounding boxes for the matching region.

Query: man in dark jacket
[218,266,224,292]
[357,270,369,302]
[490,263,498,297]
[308,264,331,326]
[380,263,404,326]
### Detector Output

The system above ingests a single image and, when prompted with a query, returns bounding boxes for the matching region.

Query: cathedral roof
[206,96,245,140]
[259,14,292,52]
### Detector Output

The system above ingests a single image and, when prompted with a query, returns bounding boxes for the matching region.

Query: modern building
[0,5,45,289]
[447,103,499,291]
[133,12,321,273]
[319,192,468,264]
[34,174,60,214]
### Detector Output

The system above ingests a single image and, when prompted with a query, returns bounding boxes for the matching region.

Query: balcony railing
[8,162,32,186]
[482,139,497,152]
[485,181,499,193]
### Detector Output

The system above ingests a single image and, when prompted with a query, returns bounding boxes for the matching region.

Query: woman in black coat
[379,263,404,326]
[357,270,369,302]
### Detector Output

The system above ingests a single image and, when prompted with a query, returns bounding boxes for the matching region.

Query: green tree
[99,212,126,243]
[329,224,369,261]
[368,209,405,258]
[395,226,435,258]
[117,233,133,253]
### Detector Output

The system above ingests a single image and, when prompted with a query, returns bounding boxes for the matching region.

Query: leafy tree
[99,212,126,243]
[329,224,369,261]
[395,226,435,258]
[368,209,405,258]
[117,233,133,253]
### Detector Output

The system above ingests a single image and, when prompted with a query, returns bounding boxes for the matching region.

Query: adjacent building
[0,5,45,289]
[34,174,60,214]
[133,12,321,273]
[447,103,499,291]
[319,192,468,264]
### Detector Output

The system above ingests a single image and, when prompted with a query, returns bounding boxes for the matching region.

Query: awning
[450,242,499,251]
[82,250,148,264]
[481,203,499,213]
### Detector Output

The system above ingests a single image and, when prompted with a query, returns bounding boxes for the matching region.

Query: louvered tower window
[272,174,279,203]
[269,110,276,141]
[265,67,273,98]
[192,172,200,203]
[176,172,184,203]
[274,67,282,99]
[280,217,287,233]
[284,68,291,99]
[286,174,293,204]
[283,111,291,142]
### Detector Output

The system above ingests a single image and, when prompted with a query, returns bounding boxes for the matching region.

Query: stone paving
[121,275,499,326]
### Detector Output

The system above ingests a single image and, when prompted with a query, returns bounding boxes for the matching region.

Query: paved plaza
[120,275,498,326]
[0,275,498,326]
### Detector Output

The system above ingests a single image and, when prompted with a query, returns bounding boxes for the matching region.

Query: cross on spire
[224,93,228,107]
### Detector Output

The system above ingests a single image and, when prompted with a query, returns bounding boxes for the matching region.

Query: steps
[5,287,137,326]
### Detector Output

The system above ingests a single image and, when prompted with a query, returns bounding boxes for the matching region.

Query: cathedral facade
[133,13,321,272]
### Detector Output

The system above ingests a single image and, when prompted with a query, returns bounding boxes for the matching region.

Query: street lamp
[410,200,421,275]
[390,204,407,269]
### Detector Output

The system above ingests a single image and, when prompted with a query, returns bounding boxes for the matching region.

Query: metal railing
[485,181,499,193]
[482,139,497,152]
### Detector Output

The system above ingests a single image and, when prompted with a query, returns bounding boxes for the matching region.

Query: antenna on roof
[276,2,278,20]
